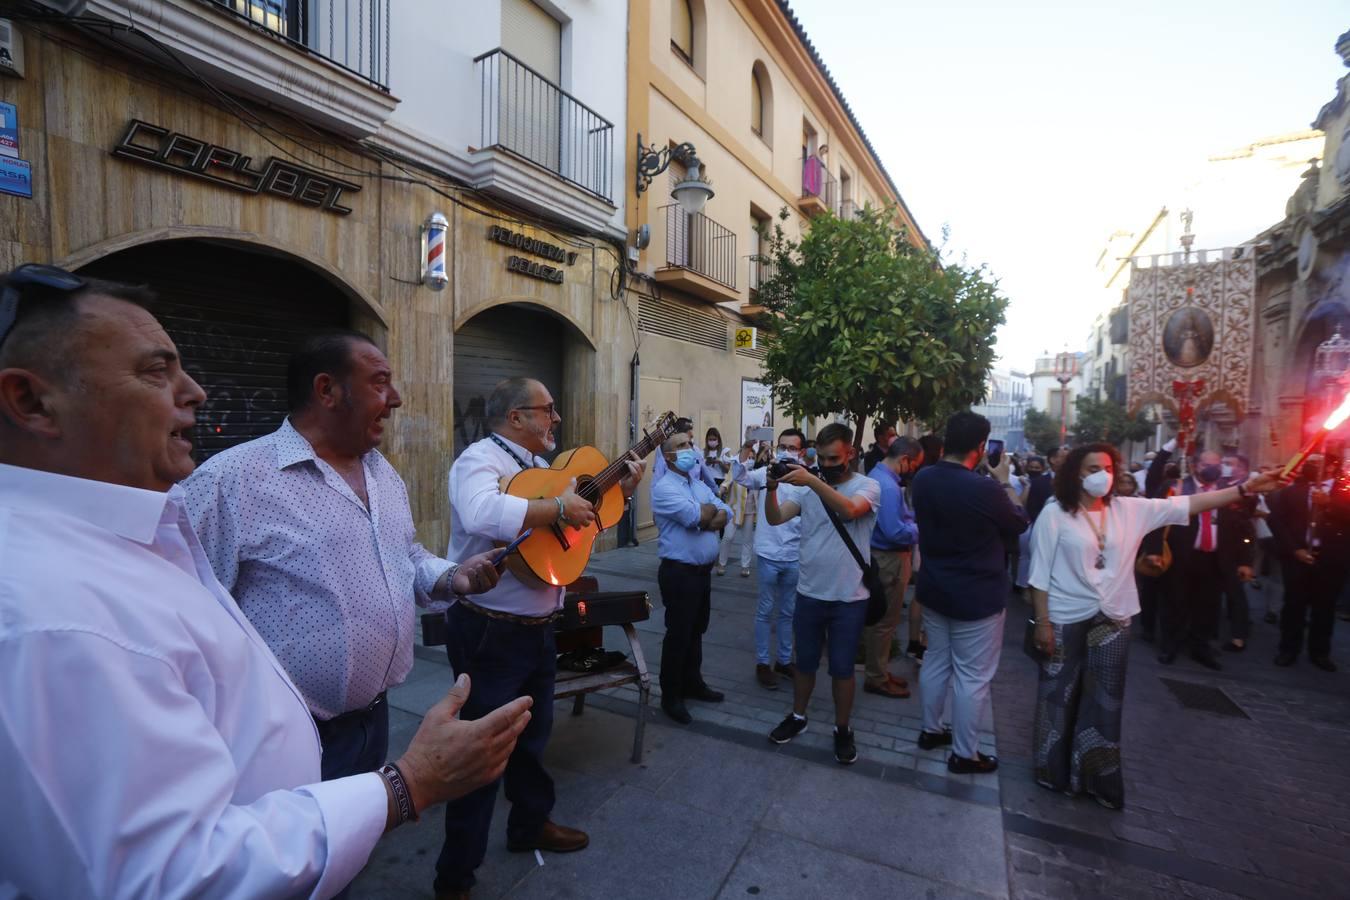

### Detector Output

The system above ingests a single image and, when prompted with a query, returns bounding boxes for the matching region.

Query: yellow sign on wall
[734,327,757,350]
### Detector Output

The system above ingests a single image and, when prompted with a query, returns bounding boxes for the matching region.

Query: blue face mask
[673,449,701,473]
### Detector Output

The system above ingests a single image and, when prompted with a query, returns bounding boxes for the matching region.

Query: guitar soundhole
[576,476,602,518]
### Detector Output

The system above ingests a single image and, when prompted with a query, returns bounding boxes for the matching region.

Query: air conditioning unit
[0,20,23,79]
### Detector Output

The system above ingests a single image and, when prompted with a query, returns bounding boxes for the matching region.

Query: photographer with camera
[731,429,810,689]
[763,424,881,765]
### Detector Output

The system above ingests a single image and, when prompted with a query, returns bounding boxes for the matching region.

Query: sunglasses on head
[0,264,87,349]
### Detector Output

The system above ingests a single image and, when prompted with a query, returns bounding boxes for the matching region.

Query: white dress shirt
[0,464,386,899]
[731,459,804,563]
[1029,495,1192,624]
[448,434,564,616]
[182,420,452,719]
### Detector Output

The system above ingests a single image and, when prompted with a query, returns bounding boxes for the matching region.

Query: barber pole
[421,212,448,290]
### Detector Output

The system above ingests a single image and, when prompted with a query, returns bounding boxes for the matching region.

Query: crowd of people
[2,262,1347,896]
[648,402,1347,814]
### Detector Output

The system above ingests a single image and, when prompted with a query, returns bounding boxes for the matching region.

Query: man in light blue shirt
[731,428,809,690]
[652,430,732,724]
[863,436,924,698]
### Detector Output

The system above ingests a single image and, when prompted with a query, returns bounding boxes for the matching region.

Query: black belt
[662,559,714,574]
[315,692,386,734]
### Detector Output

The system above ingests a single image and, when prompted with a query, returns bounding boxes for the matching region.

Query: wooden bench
[553,577,651,763]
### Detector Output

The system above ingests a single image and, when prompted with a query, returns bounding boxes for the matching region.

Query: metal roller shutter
[76,240,348,460]
[453,304,563,457]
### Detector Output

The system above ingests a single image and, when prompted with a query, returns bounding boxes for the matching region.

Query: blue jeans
[756,557,798,665]
[793,594,868,679]
[435,603,557,893]
[919,608,1005,760]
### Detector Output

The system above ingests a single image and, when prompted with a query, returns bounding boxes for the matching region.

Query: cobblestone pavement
[582,541,1000,788]
[992,582,1350,900]
[354,540,1012,898]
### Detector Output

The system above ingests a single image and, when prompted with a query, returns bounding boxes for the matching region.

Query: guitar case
[556,590,652,633]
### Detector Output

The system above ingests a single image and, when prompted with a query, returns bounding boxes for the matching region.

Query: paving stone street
[352,542,1350,899]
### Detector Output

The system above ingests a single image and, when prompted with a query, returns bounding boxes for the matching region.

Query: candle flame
[1325,392,1350,432]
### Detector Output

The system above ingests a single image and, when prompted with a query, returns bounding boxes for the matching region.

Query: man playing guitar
[433,377,643,900]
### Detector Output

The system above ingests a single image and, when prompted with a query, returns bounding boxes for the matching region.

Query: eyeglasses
[514,402,559,417]
[0,264,87,348]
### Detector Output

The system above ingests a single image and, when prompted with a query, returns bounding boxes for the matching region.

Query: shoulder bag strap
[822,502,869,576]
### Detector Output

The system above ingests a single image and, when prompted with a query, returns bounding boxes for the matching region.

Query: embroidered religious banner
[1126,252,1256,420]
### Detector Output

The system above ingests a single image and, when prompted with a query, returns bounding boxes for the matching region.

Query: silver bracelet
[554,495,566,524]
[379,762,418,825]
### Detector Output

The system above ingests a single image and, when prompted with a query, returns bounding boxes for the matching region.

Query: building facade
[1253,31,1350,467]
[1029,352,1084,445]
[971,368,1031,452]
[623,0,925,529]
[0,0,633,553]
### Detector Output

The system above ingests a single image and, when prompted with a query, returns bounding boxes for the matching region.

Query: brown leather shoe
[756,663,779,689]
[434,891,471,900]
[863,680,910,699]
[887,673,909,689]
[507,820,590,853]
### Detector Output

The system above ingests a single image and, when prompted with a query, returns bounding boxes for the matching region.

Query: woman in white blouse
[1027,443,1277,809]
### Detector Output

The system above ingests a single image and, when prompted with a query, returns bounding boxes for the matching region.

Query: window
[749,62,772,144]
[749,208,770,294]
[751,68,765,135]
[671,0,694,64]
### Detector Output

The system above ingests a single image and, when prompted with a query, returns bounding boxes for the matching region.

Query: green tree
[1023,408,1062,455]
[755,206,1008,449]
[1071,395,1154,446]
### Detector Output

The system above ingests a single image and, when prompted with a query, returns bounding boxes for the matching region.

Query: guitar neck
[590,430,666,495]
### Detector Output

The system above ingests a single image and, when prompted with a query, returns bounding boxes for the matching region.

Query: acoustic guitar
[498,411,678,588]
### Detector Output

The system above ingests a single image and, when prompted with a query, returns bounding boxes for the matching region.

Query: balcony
[800,154,836,218]
[742,255,775,316]
[655,204,739,304]
[474,49,615,204]
[87,0,399,137]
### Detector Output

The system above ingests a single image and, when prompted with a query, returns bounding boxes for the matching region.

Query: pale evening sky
[786,0,1349,370]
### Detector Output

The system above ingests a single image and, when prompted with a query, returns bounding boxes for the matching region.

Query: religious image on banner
[1126,252,1255,420]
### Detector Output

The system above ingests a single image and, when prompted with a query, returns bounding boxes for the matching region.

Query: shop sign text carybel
[487,224,578,285]
[111,120,360,215]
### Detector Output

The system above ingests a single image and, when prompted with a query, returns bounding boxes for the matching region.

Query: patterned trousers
[1032,612,1130,808]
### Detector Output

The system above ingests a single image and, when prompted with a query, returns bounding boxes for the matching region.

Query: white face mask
[1082,470,1113,498]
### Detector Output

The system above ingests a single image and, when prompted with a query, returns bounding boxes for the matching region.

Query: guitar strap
[489,433,535,472]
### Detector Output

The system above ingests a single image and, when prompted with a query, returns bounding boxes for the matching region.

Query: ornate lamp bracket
[635,133,701,195]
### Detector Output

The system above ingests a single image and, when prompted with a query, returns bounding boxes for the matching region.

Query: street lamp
[1054,351,1080,445]
[634,134,714,214]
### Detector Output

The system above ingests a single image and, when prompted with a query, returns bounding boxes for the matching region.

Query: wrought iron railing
[204,0,390,89]
[747,255,776,296]
[801,154,836,211]
[474,48,615,203]
[664,205,737,291]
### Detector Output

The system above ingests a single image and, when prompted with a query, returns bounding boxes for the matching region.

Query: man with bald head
[436,376,644,899]
[651,428,732,724]
[0,264,531,898]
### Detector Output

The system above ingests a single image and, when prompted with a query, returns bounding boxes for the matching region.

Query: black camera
[769,460,812,479]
